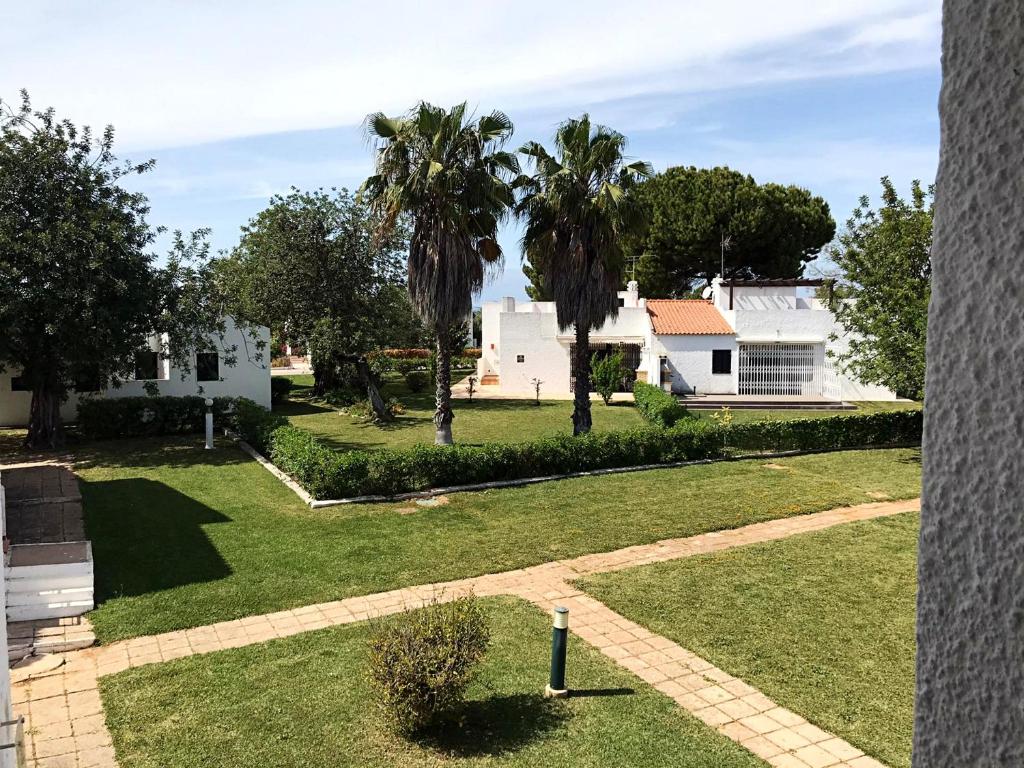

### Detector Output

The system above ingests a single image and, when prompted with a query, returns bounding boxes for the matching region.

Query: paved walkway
[13,498,919,768]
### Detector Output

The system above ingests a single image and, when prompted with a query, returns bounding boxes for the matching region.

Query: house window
[712,349,732,375]
[196,352,220,382]
[134,350,160,381]
[618,297,625,307]
[516,354,525,363]
[10,375,30,392]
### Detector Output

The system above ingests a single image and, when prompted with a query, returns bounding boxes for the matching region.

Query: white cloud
[1,0,939,150]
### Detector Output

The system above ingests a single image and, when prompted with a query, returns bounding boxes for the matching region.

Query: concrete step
[6,542,94,622]
[679,399,856,411]
[7,616,96,664]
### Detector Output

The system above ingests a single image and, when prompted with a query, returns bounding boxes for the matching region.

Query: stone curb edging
[236,435,921,508]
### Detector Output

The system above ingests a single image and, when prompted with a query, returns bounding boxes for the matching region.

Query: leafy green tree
[217,188,412,397]
[362,102,518,444]
[828,178,932,400]
[517,115,651,434]
[590,350,627,405]
[0,93,245,448]
[612,166,835,296]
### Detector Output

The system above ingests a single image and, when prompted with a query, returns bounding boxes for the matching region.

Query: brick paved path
[13,498,918,768]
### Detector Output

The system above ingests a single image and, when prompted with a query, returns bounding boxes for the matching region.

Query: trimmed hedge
[271,377,292,404]
[633,380,688,427]
[722,409,923,453]
[231,399,922,501]
[77,396,237,439]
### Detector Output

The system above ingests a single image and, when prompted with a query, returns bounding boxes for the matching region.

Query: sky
[1,1,941,302]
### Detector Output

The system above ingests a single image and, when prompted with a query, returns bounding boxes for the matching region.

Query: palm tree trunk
[572,321,593,435]
[433,333,454,445]
[26,377,65,450]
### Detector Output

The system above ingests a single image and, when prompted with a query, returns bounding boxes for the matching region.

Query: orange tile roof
[646,300,735,335]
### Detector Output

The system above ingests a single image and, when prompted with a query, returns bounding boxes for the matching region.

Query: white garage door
[738,344,817,396]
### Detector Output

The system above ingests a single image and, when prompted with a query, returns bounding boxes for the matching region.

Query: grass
[276,374,646,451]
[78,434,920,643]
[100,597,764,768]
[277,373,920,451]
[578,513,919,768]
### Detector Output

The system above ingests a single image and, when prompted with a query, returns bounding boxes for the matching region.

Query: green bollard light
[545,606,569,698]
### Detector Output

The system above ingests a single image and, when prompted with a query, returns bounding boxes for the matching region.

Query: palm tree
[362,102,518,444]
[516,115,651,434]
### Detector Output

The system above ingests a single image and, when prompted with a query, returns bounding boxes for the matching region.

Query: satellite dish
[701,286,713,300]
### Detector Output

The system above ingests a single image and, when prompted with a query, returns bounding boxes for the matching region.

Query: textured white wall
[651,335,737,394]
[914,2,1024,763]
[0,321,271,426]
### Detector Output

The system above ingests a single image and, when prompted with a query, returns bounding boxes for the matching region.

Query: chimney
[625,280,640,308]
[500,297,516,313]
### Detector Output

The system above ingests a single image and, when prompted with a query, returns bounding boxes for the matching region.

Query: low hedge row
[231,399,922,501]
[77,395,237,439]
[632,381,689,427]
[722,409,923,453]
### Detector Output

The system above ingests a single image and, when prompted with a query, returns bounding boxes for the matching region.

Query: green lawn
[578,513,919,768]
[277,374,920,452]
[100,597,764,768]
[78,435,921,643]
[276,374,646,451]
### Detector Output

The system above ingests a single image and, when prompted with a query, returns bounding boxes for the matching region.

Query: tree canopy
[0,92,245,448]
[827,177,932,400]
[362,102,518,444]
[516,114,650,434]
[216,187,415,395]
[593,166,834,297]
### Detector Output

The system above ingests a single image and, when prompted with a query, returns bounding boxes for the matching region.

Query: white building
[477,279,896,401]
[0,319,271,427]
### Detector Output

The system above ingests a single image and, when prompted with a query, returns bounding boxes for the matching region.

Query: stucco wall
[913,2,1024,763]
[0,322,270,426]
[651,335,737,394]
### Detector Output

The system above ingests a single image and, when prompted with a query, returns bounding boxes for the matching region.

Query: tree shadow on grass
[71,436,253,471]
[416,693,569,758]
[83,477,232,601]
[897,449,922,465]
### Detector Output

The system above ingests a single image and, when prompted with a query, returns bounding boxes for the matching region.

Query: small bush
[270,355,292,368]
[321,386,361,407]
[591,351,627,405]
[405,370,429,393]
[367,597,490,736]
[380,348,432,359]
[77,395,236,439]
[270,377,292,404]
[633,380,688,427]
[722,409,923,453]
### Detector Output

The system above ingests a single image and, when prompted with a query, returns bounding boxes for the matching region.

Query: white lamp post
[204,398,214,450]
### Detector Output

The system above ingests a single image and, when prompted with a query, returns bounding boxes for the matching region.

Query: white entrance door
[738,344,818,396]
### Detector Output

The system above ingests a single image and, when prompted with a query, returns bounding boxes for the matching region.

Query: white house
[477,278,896,401]
[0,319,271,427]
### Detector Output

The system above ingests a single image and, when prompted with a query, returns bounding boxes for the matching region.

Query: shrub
[231,398,286,453]
[270,377,292,404]
[234,402,922,501]
[591,351,627,405]
[722,408,923,453]
[270,355,292,368]
[463,348,482,359]
[77,395,236,439]
[405,370,429,393]
[321,386,361,407]
[380,348,432,359]
[367,597,490,736]
[633,380,689,427]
